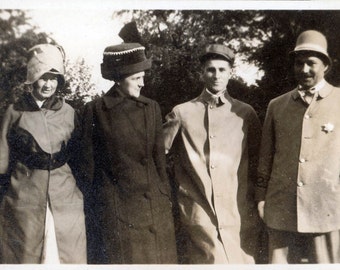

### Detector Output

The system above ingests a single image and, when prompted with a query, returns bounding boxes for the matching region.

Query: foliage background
[2,8,340,264]
[1,9,340,122]
[114,10,340,121]
[0,9,97,120]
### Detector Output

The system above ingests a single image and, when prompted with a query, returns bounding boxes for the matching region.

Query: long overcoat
[0,93,86,263]
[163,89,261,263]
[256,82,340,233]
[82,86,177,264]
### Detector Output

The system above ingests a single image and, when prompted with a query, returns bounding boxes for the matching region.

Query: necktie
[300,88,315,105]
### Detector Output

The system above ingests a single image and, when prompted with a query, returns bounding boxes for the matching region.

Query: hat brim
[199,53,234,64]
[25,70,65,86]
[289,49,332,67]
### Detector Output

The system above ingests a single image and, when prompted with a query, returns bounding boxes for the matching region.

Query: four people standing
[256,30,340,263]
[163,44,261,263]
[0,29,338,265]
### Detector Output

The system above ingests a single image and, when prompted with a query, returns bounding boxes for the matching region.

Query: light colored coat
[257,82,340,233]
[0,93,86,263]
[163,89,261,264]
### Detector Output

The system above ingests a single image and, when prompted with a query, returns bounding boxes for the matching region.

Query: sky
[27,9,128,91]
[26,8,263,92]
[3,0,340,93]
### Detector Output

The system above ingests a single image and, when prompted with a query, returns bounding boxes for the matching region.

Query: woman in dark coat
[82,43,177,264]
[0,44,86,263]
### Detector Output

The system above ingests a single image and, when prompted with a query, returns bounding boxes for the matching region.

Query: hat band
[103,46,145,56]
[294,43,329,56]
[101,59,151,81]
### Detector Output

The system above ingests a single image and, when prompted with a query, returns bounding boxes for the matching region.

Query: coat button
[144,192,152,200]
[141,158,148,166]
[297,181,304,187]
[304,115,310,119]
[148,226,156,234]
[299,158,306,163]
[211,165,216,169]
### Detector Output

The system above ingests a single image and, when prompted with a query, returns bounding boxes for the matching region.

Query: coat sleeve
[153,102,169,184]
[162,107,181,154]
[0,105,14,185]
[255,101,276,202]
[67,108,87,193]
[246,107,262,202]
[79,102,96,187]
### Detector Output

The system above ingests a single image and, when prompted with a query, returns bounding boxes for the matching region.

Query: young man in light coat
[256,30,340,263]
[163,44,261,264]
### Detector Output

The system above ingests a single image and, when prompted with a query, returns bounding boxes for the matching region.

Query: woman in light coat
[0,44,86,263]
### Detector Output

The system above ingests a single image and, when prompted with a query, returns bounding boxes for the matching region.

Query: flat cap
[199,44,235,64]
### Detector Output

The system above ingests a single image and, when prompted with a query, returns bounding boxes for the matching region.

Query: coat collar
[103,85,150,109]
[292,81,334,101]
[13,92,63,111]
[198,88,233,106]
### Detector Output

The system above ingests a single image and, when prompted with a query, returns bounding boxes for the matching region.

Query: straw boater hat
[290,30,331,66]
[25,43,65,87]
[101,43,151,81]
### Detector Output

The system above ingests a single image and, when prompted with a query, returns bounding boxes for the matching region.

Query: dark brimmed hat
[199,44,235,65]
[289,30,331,66]
[101,43,151,81]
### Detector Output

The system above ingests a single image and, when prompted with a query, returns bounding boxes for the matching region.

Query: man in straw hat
[163,43,262,264]
[256,30,340,263]
[81,42,177,264]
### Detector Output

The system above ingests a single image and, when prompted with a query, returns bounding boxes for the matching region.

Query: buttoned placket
[206,97,231,244]
[206,99,219,176]
[297,90,319,189]
[297,97,319,188]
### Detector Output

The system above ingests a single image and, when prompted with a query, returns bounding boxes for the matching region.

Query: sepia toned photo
[0,1,340,269]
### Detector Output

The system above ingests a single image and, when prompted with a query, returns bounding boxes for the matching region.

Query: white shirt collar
[31,93,44,108]
[298,79,326,93]
[205,88,225,98]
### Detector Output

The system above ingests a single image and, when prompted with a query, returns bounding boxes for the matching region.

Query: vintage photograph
[0,1,340,269]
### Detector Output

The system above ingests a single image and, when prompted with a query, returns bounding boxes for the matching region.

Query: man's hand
[257,201,265,220]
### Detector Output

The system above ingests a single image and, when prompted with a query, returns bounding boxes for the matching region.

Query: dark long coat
[82,86,177,264]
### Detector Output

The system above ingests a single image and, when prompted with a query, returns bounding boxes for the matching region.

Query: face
[118,71,145,98]
[32,73,58,101]
[202,59,232,94]
[294,54,328,89]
